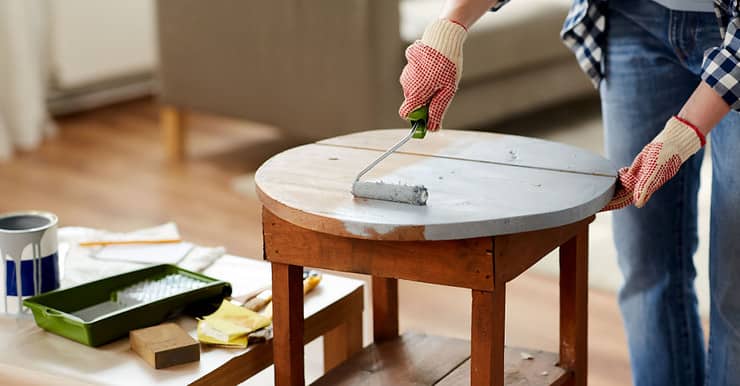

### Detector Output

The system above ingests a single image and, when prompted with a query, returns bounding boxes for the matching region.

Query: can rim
[0,211,58,234]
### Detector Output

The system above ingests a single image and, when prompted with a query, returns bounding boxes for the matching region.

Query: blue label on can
[6,253,60,296]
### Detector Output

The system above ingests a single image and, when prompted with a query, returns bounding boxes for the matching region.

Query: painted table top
[256,129,617,241]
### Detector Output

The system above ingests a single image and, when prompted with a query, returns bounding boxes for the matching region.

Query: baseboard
[47,73,155,116]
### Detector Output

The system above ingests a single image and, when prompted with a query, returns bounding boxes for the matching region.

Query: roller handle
[408,106,428,139]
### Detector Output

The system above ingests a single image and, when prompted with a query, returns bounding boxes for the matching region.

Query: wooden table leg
[372,276,399,342]
[323,311,363,372]
[271,262,305,386]
[160,106,187,162]
[559,225,588,386]
[471,286,506,386]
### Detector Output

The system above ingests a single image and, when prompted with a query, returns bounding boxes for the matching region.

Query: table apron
[263,210,594,291]
[263,210,496,291]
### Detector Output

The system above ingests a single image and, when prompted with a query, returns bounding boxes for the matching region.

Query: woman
[399,0,740,384]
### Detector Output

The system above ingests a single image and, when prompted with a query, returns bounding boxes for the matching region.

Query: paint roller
[351,106,429,205]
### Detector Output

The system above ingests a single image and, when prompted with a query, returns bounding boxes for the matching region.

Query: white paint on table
[256,130,617,240]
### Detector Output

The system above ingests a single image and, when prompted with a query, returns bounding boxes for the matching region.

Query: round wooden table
[256,129,616,386]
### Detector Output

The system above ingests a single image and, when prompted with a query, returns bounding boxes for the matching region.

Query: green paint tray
[23,264,231,347]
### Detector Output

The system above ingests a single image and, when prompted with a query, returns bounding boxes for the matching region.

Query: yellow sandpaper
[197,300,271,348]
[197,272,322,347]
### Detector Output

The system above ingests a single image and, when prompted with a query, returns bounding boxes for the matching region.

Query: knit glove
[603,116,705,210]
[399,19,467,131]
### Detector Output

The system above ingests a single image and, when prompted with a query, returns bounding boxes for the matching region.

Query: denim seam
[684,13,697,59]
[672,167,698,385]
[706,342,712,385]
[669,11,693,66]
[707,140,732,386]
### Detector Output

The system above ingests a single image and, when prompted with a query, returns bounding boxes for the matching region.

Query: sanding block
[130,323,200,369]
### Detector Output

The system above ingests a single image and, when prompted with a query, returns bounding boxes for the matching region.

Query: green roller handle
[408,106,429,139]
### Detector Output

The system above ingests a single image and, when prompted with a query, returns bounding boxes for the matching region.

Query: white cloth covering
[58,223,225,287]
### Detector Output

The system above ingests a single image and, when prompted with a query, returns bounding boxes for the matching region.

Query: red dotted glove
[399,19,467,131]
[603,116,705,211]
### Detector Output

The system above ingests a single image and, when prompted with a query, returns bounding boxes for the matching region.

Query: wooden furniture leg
[271,263,305,386]
[372,276,399,342]
[471,286,506,386]
[323,311,363,372]
[559,225,588,386]
[160,106,187,162]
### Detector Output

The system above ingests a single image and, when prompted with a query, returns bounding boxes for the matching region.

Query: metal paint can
[0,211,59,314]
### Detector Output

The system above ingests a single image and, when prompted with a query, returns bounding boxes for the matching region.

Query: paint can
[0,211,59,315]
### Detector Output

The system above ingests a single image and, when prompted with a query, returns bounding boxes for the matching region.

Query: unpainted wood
[190,345,274,386]
[559,225,589,386]
[190,279,364,386]
[255,129,615,241]
[323,311,363,373]
[263,210,494,290]
[129,323,199,369]
[372,277,399,342]
[313,333,571,386]
[494,216,594,283]
[317,129,616,177]
[312,333,470,386]
[471,288,506,386]
[160,106,187,162]
[436,349,570,386]
[271,263,305,386]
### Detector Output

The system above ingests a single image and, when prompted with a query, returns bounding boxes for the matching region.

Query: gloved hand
[603,116,706,210]
[399,19,467,131]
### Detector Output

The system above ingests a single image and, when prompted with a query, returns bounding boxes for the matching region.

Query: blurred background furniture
[156,0,594,161]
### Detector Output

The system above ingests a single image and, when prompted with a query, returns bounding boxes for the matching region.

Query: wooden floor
[0,99,633,385]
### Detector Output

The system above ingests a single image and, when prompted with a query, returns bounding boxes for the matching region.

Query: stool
[256,129,615,385]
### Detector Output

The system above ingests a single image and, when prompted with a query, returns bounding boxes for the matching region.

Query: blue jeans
[601,1,740,385]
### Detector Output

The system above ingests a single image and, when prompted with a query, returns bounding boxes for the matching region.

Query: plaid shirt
[494,0,740,110]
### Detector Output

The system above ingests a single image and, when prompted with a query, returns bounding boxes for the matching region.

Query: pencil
[78,239,182,247]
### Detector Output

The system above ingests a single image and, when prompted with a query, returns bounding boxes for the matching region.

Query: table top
[0,256,364,386]
[256,129,616,241]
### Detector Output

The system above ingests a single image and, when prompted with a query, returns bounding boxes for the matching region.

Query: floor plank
[313,333,568,386]
[313,333,471,385]
[437,348,568,386]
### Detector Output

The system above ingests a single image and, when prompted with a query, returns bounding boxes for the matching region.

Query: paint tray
[23,264,231,347]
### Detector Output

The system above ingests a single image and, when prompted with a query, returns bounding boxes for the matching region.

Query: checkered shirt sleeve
[490,0,511,11]
[560,0,608,88]
[702,3,740,110]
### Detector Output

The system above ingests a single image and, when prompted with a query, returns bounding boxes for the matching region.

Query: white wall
[48,0,156,89]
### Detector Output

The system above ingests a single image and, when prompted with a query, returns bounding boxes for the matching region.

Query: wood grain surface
[317,129,615,176]
[263,209,495,290]
[256,129,616,241]
[559,225,589,386]
[312,333,569,386]
[312,333,471,385]
[436,349,569,386]
[271,263,306,386]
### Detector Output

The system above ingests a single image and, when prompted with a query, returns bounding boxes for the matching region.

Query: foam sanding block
[130,323,200,369]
